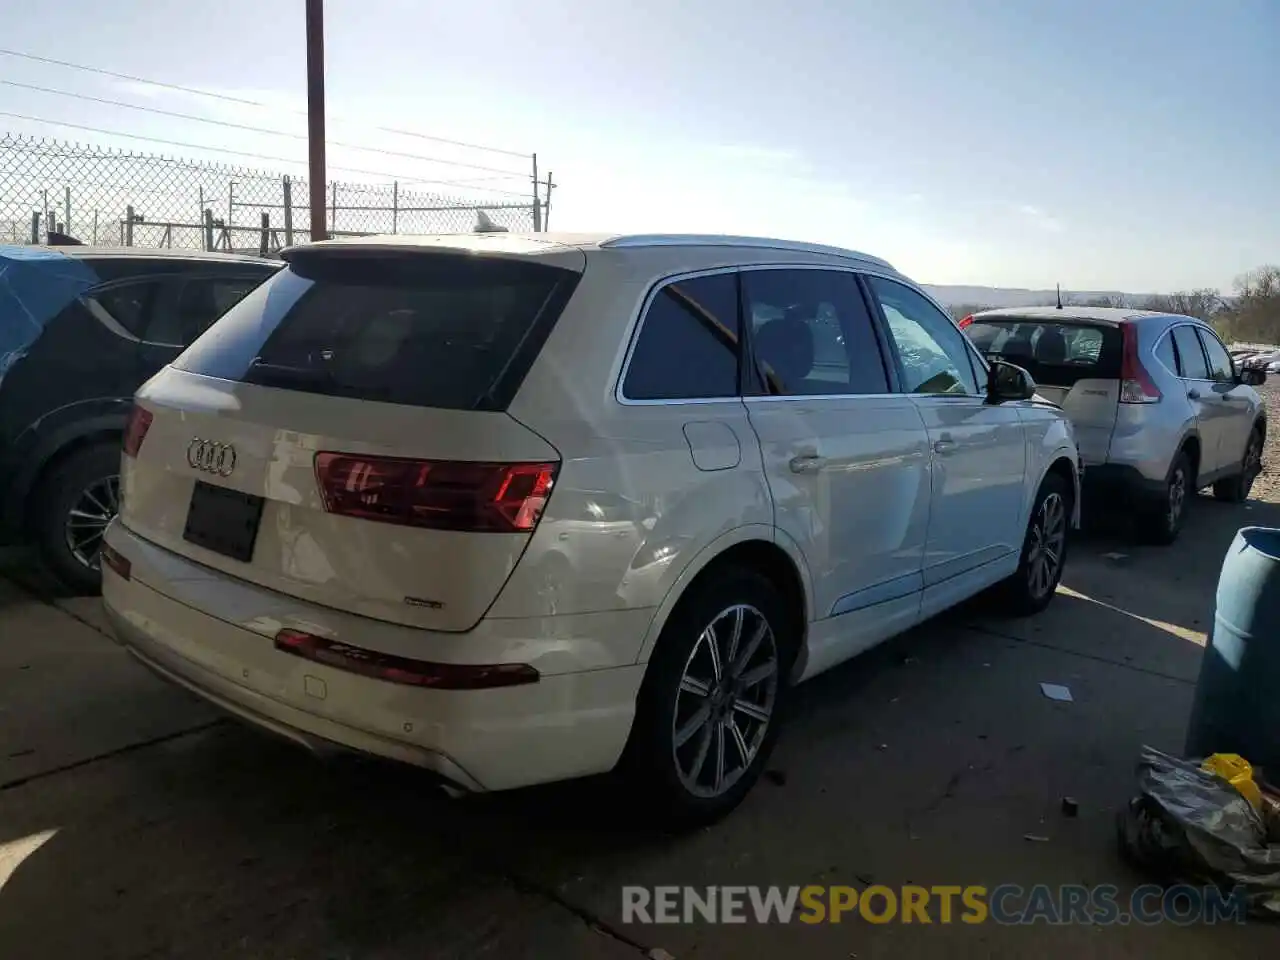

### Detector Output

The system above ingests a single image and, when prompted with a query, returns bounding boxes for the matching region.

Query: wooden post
[530,153,541,231]
[282,176,294,246]
[306,0,328,241]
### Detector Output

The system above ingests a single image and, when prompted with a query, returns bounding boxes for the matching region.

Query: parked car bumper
[100,522,647,793]
[1081,463,1168,503]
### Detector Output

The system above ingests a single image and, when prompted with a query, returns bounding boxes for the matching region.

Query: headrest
[1036,328,1068,363]
[755,317,814,388]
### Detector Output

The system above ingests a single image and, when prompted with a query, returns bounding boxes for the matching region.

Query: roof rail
[599,234,894,269]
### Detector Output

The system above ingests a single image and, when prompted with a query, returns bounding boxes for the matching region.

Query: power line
[0,47,532,160]
[0,79,530,178]
[0,112,531,197]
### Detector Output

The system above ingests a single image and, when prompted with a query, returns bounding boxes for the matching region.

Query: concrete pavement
[2,500,1279,958]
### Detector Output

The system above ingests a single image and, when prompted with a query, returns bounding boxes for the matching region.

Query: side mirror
[1239,366,1267,387]
[988,359,1037,403]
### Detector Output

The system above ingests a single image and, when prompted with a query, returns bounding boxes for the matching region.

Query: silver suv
[963,307,1267,543]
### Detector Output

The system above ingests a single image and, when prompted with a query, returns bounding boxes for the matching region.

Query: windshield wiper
[243,360,335,389]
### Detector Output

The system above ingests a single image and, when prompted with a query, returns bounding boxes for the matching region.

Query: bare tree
[1079,294,1131,309]
[1138,289,1224,321]
[1218,267,1280,343]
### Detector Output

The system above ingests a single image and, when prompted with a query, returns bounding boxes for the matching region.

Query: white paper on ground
[1040,682,1074,702]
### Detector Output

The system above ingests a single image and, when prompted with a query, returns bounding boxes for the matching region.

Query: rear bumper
[101,523,647,792]
[1081,463,1167,502]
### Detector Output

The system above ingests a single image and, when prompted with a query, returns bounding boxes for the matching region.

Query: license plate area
[183,481,265,562]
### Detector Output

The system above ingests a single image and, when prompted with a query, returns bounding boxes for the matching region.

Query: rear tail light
[958,314,974,329]
[101,542,131,580]
[274,629,539,690]
[122,405,153,457]
[314,453,558,533]
[1119,324,1162,404]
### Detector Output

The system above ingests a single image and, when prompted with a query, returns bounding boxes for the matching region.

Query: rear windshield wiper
[243,358,393,401]
[243,360,335,389]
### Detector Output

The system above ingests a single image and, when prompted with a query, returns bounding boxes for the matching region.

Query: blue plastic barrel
[1185,526,1280,775]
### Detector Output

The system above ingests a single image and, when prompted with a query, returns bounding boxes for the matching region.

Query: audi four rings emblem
[187,438,237,476]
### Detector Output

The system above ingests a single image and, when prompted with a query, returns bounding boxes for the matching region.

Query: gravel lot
[1249,378,1280,501]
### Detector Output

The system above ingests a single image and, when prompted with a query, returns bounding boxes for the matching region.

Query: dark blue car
[0,245,278,591]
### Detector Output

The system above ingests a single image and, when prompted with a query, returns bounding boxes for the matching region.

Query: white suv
[102,233,1081,824]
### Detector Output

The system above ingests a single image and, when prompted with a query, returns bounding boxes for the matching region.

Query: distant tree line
[946,265,1280,345]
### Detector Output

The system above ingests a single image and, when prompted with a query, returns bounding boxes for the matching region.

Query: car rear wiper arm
[243,360,335,389]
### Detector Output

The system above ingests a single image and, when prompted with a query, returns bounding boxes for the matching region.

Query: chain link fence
[0,133,551,255]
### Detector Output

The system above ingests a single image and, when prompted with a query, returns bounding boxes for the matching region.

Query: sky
[0,0,1276,292]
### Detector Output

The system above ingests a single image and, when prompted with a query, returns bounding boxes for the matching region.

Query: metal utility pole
[306,0,328,242]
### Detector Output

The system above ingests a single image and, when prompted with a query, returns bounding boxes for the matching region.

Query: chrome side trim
[829,571,924,618]
[599,234,895,270]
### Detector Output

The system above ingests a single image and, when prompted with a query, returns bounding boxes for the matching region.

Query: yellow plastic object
[1202,753,1264,812]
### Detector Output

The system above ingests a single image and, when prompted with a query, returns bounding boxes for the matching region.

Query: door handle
[933,439,956,455]
[1187,388,1201,400]
[789,454,827,474]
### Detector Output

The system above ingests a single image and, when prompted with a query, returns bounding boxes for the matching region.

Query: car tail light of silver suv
[1119,323,1162,404]
[313,453,559,533]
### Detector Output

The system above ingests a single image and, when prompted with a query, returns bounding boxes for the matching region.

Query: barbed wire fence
[0,133,554,254]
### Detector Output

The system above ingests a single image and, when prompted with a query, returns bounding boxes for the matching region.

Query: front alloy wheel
[1214,430,1262,503]
[672,604,779,799]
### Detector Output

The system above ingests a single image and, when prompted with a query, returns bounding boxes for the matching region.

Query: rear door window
[622,273,741,400]
[145,275,265,347]
[741,268,888,395]
[1171,326,1209,379]
[84,280,159,339]
[964,318,1121,386]
[175,253,580,411]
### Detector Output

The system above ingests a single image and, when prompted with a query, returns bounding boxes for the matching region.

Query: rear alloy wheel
[672,603,780,800]
[1213,428,1263,503]
[1137,450,1192,545]
[35,442,123,594]
[1001,473,1071,616]
[621,567,794,827]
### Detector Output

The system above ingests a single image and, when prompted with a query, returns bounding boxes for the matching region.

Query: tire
[34,441,122,594]
[1136,450,1192,545]
[619,566,796,829]
[1000,472,1072,616]
[1213,427,1263,503]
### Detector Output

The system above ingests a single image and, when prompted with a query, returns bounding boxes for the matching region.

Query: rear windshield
[174,252,580,410]
[964,317,1122,385]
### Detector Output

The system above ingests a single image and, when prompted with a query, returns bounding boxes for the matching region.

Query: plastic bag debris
[1202,753,1265,814]
[1118,746,1280,918]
